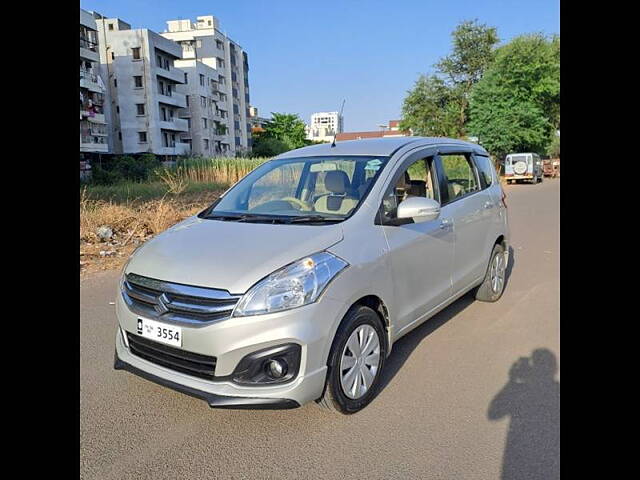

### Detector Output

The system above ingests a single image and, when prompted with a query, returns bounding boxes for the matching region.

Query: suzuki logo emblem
[154,293,170,315]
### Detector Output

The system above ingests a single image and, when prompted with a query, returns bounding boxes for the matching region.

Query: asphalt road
[80,179,560,480]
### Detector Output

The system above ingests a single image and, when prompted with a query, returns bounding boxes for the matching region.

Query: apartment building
[80,9,109,157]
[93,13,189,158]
[306,112,344,143]
[161,15,251,156]
[173,59,231,156]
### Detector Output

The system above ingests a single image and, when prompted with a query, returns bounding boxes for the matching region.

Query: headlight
[232,251,348,317]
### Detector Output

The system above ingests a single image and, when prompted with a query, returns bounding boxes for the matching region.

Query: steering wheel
[280,197,312,211]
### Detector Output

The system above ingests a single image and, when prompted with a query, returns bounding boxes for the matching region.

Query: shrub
[91,165,123,185]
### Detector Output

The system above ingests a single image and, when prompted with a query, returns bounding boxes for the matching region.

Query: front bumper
[114,350,299,409]
[114,289,349,408]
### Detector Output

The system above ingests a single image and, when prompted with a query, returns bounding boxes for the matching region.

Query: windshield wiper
[285,215,344,224]
[201,213,246,221]
[202,213,343,224]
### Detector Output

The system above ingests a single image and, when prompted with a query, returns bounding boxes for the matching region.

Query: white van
[504,153,543,184]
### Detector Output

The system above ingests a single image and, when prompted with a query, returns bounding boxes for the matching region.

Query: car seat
[314,171,359,215]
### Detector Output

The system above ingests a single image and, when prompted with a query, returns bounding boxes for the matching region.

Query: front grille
[122,273,241,325]
[127,333,217,380]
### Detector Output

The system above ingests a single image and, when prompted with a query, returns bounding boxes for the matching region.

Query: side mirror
[397,197,441,223]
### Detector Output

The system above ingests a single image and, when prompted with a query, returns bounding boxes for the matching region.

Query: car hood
[126,216,344,294]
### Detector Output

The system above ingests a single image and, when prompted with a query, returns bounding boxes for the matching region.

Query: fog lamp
[266,359,287,379]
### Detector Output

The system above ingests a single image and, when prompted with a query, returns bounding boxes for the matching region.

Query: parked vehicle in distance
[543,158,560,178]
[505,152,543,184]
[114,137,510,414]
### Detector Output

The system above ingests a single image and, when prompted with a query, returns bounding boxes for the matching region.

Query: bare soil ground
[80,188,224,277]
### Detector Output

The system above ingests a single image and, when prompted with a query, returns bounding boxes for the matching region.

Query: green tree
[468,33,560,159]
[262,113,308,150]
[547,132,560,158]
[251,133,289,157]
[401,19,498,138]
[436,19,499,131]
[400,75,459,137]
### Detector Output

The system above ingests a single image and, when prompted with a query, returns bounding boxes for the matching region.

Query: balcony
[80,135,109,153]
[157,143,190,156]
[159,117,189,132]
[80,38,99,63]
[157,92,186,108]
[155,67,186,84]
[80,69,102,92]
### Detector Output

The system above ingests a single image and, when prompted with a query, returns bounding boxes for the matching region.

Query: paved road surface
[80,179,560,480]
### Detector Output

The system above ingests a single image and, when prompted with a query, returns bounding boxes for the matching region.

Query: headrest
[325,170,350,194]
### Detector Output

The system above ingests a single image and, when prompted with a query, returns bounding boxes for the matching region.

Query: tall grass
[169,156,271,185]
[82,156,272,204]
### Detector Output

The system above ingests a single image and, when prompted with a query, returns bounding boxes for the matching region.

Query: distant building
[161,15,251,155]
[93,13,189,158]
[248,106,269,134]
[306,111,344,143]
[80,9,109,159]
[335,120,410,142]
[173,59,231,156]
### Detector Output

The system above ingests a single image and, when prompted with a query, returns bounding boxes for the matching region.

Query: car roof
[275,136,488,159]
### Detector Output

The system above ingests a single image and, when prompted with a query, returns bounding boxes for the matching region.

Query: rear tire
[317,305,387,414]
[474,243,507,302]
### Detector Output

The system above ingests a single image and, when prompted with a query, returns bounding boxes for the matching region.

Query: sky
[80,0,559,132]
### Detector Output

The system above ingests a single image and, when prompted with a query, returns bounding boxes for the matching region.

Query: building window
[132,47,141,60]
[186,95,189,107]
[118,132,122,140]
[138,131,147,143]
[116,106,120,113]
[108,23,114,31]
[201,96,206,107]
[187,118,191,129]
[114,79,117,88]
[204,139,210,150]
[202,118,208,129]
[134,76,142,88]
[199,74,205,86]
[136,104,145,115]
[157,54,163,67]
[184,72,188,83]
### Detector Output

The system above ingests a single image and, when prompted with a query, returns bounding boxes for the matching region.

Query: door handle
[484,201,494,209]
[439,218,452,229]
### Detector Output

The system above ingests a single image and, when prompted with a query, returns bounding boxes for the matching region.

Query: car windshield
[200,155,389,223]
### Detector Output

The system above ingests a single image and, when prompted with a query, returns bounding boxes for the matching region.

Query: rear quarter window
[474,155,494,189]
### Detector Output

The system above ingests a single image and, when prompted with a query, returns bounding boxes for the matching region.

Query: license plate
[136,317,182,347]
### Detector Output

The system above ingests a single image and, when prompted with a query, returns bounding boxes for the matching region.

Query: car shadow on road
[377,291,475,393]
[377,245,516,393]
[488,349,560,480]
[505,246,515,290]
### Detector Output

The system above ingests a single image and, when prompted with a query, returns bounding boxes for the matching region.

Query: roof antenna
[330,99,345,148]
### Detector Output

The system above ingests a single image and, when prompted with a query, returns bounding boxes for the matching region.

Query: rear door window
[438,154,480,204]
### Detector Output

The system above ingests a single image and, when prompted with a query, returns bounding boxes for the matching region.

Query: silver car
[114,137,510,414]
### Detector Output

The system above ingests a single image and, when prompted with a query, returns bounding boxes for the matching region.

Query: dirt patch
[80,188,223,277]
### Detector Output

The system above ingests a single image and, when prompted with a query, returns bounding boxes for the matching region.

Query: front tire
[474,243,507,302]
[317,305,387,414]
